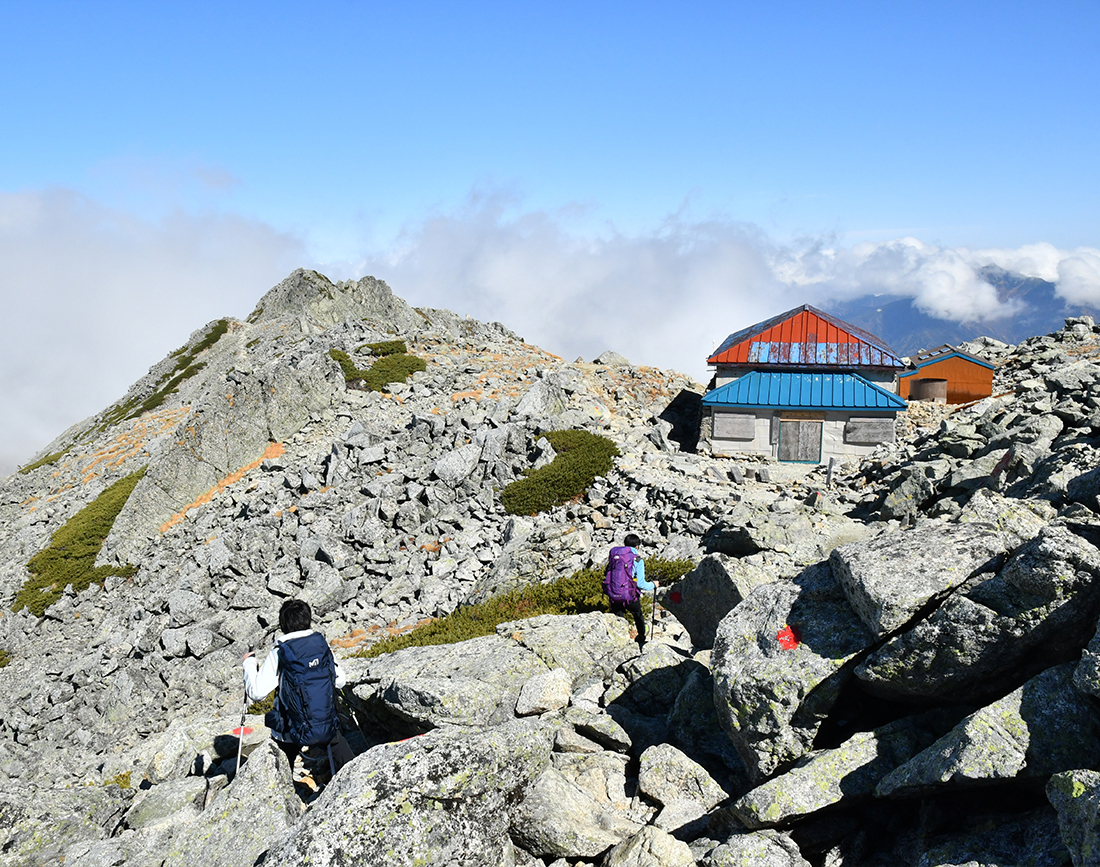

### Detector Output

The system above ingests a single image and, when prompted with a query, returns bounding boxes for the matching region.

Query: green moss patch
[329,347,427,392]
[103,771,131,789]
[502,430,620,515]
[18,447,71,475]
[354,558,694,660]
[0,649,11,668]
[15,468,146,617]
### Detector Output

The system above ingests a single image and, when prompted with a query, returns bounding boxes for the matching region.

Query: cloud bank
[0,188,304,475]
[2,187,1098,476]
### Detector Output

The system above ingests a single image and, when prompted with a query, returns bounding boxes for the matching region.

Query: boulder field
[0,271,1099,865]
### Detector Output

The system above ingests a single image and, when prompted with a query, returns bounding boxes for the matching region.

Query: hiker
[604,533,657,647]
[242,598,354,781]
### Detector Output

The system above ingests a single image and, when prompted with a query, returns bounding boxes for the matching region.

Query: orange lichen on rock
[81,407,190,483]
[159,441,286,534]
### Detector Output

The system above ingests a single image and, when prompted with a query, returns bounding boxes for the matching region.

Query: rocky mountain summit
[1,271,1100,866]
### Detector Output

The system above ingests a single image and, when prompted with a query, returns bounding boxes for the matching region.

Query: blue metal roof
[702,371,908,412]
[898,349,996,378]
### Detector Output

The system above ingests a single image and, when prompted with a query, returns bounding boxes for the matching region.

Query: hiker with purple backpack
[603,533,656,647]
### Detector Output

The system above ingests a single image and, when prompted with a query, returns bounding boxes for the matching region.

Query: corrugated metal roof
[702,371,908,411]
[902,345,995,374]
[708,304,905,369]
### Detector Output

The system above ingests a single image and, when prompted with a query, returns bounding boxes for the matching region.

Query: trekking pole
[234,689,250,778]
[650,584,657,643]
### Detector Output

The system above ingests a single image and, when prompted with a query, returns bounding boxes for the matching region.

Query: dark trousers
[277,732,354,779]
[610,598,646,644]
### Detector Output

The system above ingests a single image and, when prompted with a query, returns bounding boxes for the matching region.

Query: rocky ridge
[0,273,1098,866]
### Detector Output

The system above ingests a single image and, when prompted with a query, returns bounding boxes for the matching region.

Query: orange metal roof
[708,305,904,369]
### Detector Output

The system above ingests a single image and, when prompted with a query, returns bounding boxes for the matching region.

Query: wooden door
[779,420,823,462]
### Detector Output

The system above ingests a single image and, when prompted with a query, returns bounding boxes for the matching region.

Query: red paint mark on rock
[232,727,254,736]
[777,625,800,649]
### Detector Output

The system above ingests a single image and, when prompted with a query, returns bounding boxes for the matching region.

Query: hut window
[845,417,895,445]
[713,411,756,440]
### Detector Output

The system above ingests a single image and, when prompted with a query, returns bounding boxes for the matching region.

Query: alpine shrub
[18,447,71,475]
[359,340,406,356]
[353,557,695,659]
[329,347,426,392]
[502,430,620,515]
[0,649,11,668]
[15,468,146,617]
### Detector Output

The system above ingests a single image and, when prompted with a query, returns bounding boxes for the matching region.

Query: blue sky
[1,1,1099,472]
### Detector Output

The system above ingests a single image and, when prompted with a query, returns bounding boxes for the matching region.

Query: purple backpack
[604,546,640,605]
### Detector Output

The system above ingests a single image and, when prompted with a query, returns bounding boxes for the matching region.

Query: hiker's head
[279,599,312,634]
[624,533,641,549]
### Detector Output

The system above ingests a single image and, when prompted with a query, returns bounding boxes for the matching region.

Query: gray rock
[160,740,299,867]
[564,707,633,753]
[638,743,727,811]
[347,634,549,733]
[602,826,695,867]
[511,766,640,859]
[661,554,773,649]
[711,563,873,781]
[732,716,942,828]
[0,785,129,867]
[1047,769,1100,867]
[123,777,208,829]
[915,807,1069,867]
[1069,466,1100,513]
[877,664,1100,797]
[665,667,747,781]
[857,522,1100,703]
[432,443,483,486]
[604,642,701,717]
[594,351,631,367]
[831,521,1016,638]
[267,720,552,867]
[516,667,573,716]
[706,830,811,867]
[497,612,637,686]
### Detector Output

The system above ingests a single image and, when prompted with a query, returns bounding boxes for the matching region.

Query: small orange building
[898,345,995,404]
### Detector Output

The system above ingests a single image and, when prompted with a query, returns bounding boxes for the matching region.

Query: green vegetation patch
[0,649,11,668]
[103,771,131,789]
[15,468,146,617]
[248,691,276,716]
[18,447,71,475]
[502,430,620,516]
[355,558,694,659]
[358,339,407,356]
[99,319,229,428]
[329,347,427,392]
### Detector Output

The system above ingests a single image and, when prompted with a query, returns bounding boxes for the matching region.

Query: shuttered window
[713,412,756,440]
[844,417,895,445]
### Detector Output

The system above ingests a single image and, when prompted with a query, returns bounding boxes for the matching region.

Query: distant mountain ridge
[823,267,1100,357]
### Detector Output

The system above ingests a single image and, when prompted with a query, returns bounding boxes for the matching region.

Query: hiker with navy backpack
[604,533,657,647]
[242,599,354,781]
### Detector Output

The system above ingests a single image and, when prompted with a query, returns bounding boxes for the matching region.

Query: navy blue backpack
[266,632,338,747]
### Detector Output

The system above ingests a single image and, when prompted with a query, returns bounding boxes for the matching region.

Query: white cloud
[0,187,304,476]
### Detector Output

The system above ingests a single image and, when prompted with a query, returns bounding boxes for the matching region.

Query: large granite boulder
[731,715,946,828]
[915,808,1069,867]
[665,667,747,783]
[603,826,696,867]
[510,766,640,859]
[345,634,550,733]
[0,785,130,866]
[265,720,552,867]
[856,522,1100,703]
[711,563,873,781]
[160,740,300,867]
[877,664,1100,797]
[638,743,727,812]
[496,612,637,685]
[660,554,773,649]
[830,521,1017,638]
[1047,769,1100,867]
[705,830,811,867]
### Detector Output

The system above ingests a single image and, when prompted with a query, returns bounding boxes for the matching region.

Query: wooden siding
[899,356,994,404]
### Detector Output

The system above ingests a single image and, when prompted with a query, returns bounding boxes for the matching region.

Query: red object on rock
[777,625,800,649]
[232,726,253,736]
[670,591,683,604]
